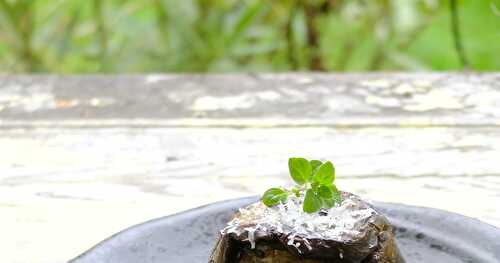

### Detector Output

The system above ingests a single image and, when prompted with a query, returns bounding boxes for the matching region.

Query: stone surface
[1,73,499,263]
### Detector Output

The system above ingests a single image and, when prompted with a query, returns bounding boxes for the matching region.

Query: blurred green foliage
[0,0,499,73]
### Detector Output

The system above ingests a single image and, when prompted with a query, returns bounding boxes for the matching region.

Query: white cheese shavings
[222,193,377,251]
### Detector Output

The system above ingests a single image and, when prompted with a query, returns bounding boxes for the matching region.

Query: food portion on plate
[210,158,405,263]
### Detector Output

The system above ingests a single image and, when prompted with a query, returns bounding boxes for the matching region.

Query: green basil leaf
[312,161,335,185]
[331,184,342,206]
[318,185,333,199]
[322,198,335,208]
[303,189,321,213]
[311,181,319,192]
[310,160,323,174]
[262,188,288,207]
[288,157,312,185]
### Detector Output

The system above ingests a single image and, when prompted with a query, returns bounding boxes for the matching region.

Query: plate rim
[71,196,500,262]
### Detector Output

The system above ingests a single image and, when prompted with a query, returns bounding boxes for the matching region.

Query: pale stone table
[1,73,500,263]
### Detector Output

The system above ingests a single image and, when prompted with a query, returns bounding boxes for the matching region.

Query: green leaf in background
[312,161,335,185]
[310,159,323,173]
[303,189,321,213]
[262,188,289,206]
[224,0,266,47]
[288,157,312,185]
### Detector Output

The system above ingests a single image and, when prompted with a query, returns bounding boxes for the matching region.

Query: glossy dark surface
[71,197,500,263]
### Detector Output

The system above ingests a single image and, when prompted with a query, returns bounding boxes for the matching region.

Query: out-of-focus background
[0,0,499,73]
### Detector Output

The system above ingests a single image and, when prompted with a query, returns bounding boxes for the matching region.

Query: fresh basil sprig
[262,157,342,213]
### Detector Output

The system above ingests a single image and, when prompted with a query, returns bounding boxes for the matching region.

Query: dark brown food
[209,192,405,263]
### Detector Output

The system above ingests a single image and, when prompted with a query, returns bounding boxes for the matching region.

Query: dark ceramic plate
[71,197,500,263]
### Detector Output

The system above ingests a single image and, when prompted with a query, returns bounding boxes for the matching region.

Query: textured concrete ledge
[1,73,500,126]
